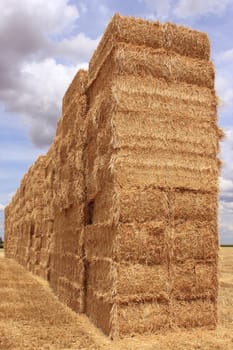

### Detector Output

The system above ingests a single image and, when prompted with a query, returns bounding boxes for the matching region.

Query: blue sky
[0,0,232,243]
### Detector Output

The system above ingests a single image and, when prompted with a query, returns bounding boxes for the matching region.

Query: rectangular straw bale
[88,14,210,86]
[88,179,116,223]
[113,43,214,88]
[115,263,169,301]
[114,149,219,192]
[62,69,87,115]
[171,191,218,221]
[85,224,115,259]
[172,220,218,262]
[86,289,170,338]
[116,301,170,337]
[87,258,115,292]
[119,188,169,223]
[171,261,217,300]
[57,277,84,313]
[113,111,220,157]
[87,258,169,301]
[62,254,85,284]
[116,222,167,265]
[171,299,217,328]
[113,75,216,106]
[85,222,167,265]
[195,263,218,299]
[89,74,216,112]
[86,287,113,336]
[87,43,214,102]
[60,96,87,139]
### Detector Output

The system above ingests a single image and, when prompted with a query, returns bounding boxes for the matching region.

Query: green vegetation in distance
[221,244,233,247]
[0,237,3,249]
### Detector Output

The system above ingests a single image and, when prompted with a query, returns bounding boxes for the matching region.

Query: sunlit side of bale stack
[84,14,222,338]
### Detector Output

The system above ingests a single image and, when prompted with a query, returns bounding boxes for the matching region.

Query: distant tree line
[0,237,3,249]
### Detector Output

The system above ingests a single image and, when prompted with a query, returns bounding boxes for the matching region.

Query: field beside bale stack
[1,248,233,350]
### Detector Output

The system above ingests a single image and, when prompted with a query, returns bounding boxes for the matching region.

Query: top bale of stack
[88,13,210,86]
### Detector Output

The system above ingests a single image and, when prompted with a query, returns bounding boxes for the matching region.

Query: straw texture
[84,14,221,338]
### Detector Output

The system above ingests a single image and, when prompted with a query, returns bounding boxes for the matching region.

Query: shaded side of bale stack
[4,69,88,314]
[49,70,88,313]
[84,14,221,338]
[4,70,88,314]
[4,155,48,277]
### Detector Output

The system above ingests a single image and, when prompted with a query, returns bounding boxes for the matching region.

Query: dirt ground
[0,248,233,350]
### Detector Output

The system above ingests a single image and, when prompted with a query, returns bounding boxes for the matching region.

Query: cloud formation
[0,204,5,211]
[144,0,171,19]
[174,0,233,18]
[219,128,233,242]
[0,0,98,147]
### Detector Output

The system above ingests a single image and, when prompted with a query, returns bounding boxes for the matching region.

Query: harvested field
[0,248,233,349]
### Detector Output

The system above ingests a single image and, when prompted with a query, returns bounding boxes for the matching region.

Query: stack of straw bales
[48,70,87,312]
[4,13,221,339]
[84,14,222,338]
[4,156,48,276]
[5,70,88,314]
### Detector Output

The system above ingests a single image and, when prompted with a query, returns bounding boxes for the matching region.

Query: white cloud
[144,0,171,19]
[174,0,233,18]
[50,33,99,63]
[98,4,109,16]
[217,48,233,63]
[220,177,233,192]
[0,0,79,35]
[3,59,88,147]
[0,204,5,211]
[0,142,44,162]
[215,71,233,109]
[0,0,98,147]
[80,3,88,14]
[219,128,233,242]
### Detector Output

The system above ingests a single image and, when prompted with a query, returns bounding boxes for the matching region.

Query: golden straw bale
[86,287,114,336]
[113,75,216,105]
[170,261,217,300]
[115,301,170,338]
[57,277,84,313]
[119,189,169,223]
[171,299,217,328]
[87,256,170,302]
[113,111,220,157]
[85,222,167,265]
[115,263,169,301]
[87,258,115,293]
[171,191,218,221]
[62,69,87,115]
[89,14,210,86]
[114,149,219,192]
[59,95,87,138]
[89,42,214,91]
[172,220,218,262]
